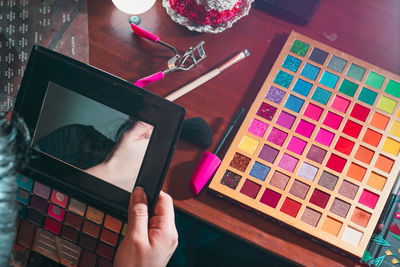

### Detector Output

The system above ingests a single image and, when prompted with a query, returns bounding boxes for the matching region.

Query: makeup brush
[190,108,245,195]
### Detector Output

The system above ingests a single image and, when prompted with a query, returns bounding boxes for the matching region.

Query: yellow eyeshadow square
[238,136,259,155]
[367,172,387,191]
[382,138,400,156]
[377,96,397,114]
[390,121,400,138]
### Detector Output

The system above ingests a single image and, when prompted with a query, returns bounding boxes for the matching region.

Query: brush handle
[134,72,164,87]
[130,23,159,42]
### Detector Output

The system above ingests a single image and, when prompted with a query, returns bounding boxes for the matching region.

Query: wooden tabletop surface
[87,0,400,265]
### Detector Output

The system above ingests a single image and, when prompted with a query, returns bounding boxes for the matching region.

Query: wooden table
[87,1,400,266]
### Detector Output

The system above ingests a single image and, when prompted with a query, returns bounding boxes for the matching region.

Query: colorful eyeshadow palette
[209,31,400,257]
[14,173,127,266]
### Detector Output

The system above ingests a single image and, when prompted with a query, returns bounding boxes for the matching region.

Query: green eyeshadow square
[377,95,397,114]
[346,64,365,81]
[338,79,358,97]
[365,71,385,89]
[274,70,294,88]
[312,87,332,105]
[290,40,310,57]
[385,80,400,97]
[358,87,377,106]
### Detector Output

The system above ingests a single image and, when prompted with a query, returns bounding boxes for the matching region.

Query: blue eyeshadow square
[249,162,270,181]
[17,174,34,191]
[300,63,320,81]
[312,87,332,105]
[292,79,313,97]
[319,71,339,88]
[16,188,30,205]
[274,70,294,88]
[284,94,304,113]
[282,55,302,73]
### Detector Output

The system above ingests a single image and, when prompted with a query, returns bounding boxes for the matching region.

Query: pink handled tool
[130,23,206,87]
[190,108,245,195]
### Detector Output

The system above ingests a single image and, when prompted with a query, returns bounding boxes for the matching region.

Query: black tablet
[13,45,185,218]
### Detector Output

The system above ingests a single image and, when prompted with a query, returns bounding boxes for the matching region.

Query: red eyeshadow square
[280,198,301,217]
[304,103,323,121]
[240,179,261,199]
[44,217,62,235]
[343,120,363,139]
[260,188,281,208]
[363,129,382,147]
[309,189,330,209]
[350,103,370,122]
[334,137,355,155]
[326,154,347,173]
[323,112,343,130]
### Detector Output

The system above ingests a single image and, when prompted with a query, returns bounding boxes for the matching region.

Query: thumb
[127,186,149,242]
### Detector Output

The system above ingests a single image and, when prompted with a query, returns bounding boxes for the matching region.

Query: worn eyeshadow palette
[209,31,400,257]
[14,173,126,266]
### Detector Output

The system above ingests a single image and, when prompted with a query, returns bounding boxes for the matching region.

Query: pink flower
[395,212,400,219]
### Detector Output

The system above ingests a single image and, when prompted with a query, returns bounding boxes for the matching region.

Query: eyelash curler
[130,23,206,87]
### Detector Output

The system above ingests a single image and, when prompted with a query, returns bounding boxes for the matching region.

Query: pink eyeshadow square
[278,153,299,173]
[304,103,323,121]
[295,120,315,138]
[287,136,307,155]
[315,128,335,146]
[331,95,350,113]
[359,189,379,209]
[248,119,268,137]
[323,112,343,130]
[276,111,296,129]
[267,128,288,146]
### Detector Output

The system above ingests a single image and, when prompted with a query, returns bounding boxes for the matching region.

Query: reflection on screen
[31,82,154,192]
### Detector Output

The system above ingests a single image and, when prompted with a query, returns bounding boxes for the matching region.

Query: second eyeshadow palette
[209,31,400,257]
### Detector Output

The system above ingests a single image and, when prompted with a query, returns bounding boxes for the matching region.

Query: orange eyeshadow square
[351,208,371,228]
[375,154,394,173]
[370,112,390,130]
[362,129,382,147]
[367,172,387,191]
[322,216,342,236]
[347,163,367,182]
[355,146,374,164]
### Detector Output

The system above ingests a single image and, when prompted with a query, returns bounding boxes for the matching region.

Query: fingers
[127,187,149,243]
[152,191,175,225]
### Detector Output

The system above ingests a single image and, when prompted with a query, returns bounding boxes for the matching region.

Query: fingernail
[132,186,146,202]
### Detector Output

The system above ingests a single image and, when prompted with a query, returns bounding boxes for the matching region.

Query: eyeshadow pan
[306,145,327,164]
[382,137,400,156]
[104,215,123,233]
[322,216,342,236]
[331,95,350,114]
[346,63,365,81]
[297,162,318,182]
[100,228,119,247]
[33,182,51,199]
[338,79,358,97]
[342,120,363,139]
[358,87,378,106]
[17,174,33,191]
[309,189,330,208]
[86,206,104,225]
[385,79,400,97]
[48,203,66,222]
[362,129,382,147]
[293,78,313,97]
[274,70,294,88]
[240,179,261,199]
[230,152,251,172]
[17,220,36,248]
[290,39,310,56]
[315,128,334,146]
[44,217,62,235]
[17,188,30,205]
[79,234,97,251]
[351,208,371,227]
[257,102,277,121]
[248,119,268,137]
[265,86,285,104]
[79,250,97,266]
[309,48,328,65]
[295,119,315,138]
[62,225,79,243]
[97,242,115,261]
[350,103,370,122]
[301,207,321,227]
[50,190,68,208]
[238,136,259,155]
[269,171,290,190]
[365,71,385,89]
[359,189,379,209]
[327,55,347,73]
[220,170,242,190]
[342,227,363,247]
[326,154,347,173]
[334,137,355,155]
[282,55,302,72]
[370,112,390,130]
[278,153,298,172]
[323,112,343,130]
[260,188,281,208]
[311,87,331,105]
[330,198,350,218]
[249,161,270,181]
[301,63,320,80]
[303,103,323,121]
[377,95,397,114]
[286,136,306,155]
[276,111,296,129]
[27,208,45,226]
[289,179,310,200]
[390,120,400,138]
[258,144,279,163]
[280,198,301,218]
[82,220,101,238]
[267,127,288,146]
[285,94,304,113]
[338,180,359,200]
[319,71,339,89]
[64,212,83,230]
[318,171,338,191]
[367,172,386,191]
[68,198,86,216]
[30,195,48,213]
[375,154,394,173]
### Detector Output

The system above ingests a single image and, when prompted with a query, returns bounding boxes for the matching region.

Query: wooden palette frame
[209,31,400,257]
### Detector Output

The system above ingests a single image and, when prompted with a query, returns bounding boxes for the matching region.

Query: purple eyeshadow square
[265,86,285,104]
[257,102,277,121]
[33,182,51,199]
[258,144,279,163]
[267,128,288,146]
[278,153,299,172]
[315,128,335,146]
[287,136,307,155]
[248,119,268,137]
[276,111,296,129]
[295,119,315,138]
[306,145,327,164]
